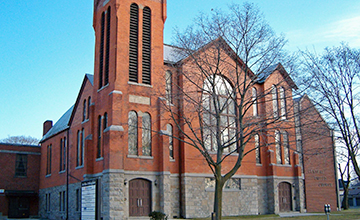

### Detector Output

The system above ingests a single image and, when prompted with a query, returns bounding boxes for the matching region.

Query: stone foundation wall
[39,172,304,219]
[39,182,81,220]
[182,175,259,218]
[257,178,269,214]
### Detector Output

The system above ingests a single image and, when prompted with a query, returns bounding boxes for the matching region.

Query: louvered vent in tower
[104,7,111,85]
[99,12,105,89]
[142,7,151,85]
[129,3,139,83]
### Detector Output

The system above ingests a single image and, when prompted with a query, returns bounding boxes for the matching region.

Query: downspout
[66,129,70,220]
[331,130,341,210]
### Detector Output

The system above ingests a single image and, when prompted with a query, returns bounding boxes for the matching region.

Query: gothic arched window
[202,75,236,152]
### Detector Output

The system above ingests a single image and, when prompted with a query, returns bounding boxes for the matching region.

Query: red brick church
[0,0,339,219]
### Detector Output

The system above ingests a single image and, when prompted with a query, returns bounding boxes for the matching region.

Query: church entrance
[279,182,292,212]
[129,178,152,216]
[8,196,30,218]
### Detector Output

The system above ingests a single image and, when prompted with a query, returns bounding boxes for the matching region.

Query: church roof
[164,44,187,64]
[40,105,74,142]
[85,74,94,85]
[256,64,279,83]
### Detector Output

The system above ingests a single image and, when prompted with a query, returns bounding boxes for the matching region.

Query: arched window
[129,3,139,83]
[167,124,174,159]
[83,99,87,121]
[76,130,81,166]
[87,97,91,119]
[46,144,52,175]
[280,87,286,119]
[142,113,151,156]
[104,6,111,85]
[283,131,290,164]
[81,128,85,166]
[128,111,138,155]
[275,130,282,164]
[62,137,66,171]
[142,7,151,85]
[255,134,261,164]
[165,70,172,103]
[59,138,66,171]
[97,116,102,158]
[203,75,236,152]
[252,87,258,116]
[99,11,105,88]
[103,112,108,130]
[272,85,278,118]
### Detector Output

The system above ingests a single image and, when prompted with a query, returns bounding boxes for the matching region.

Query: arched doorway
[129,178,152,216]
[279,182,292,212]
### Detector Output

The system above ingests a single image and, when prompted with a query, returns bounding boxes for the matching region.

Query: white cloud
[285,16,360,51]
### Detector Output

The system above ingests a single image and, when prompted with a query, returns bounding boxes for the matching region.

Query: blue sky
[0,0,359,140]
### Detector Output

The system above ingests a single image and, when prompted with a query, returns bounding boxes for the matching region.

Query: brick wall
[299,95,338,212]
[0,143,41,217]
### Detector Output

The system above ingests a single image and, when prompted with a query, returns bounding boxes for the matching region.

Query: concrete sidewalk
[279,212,341,218]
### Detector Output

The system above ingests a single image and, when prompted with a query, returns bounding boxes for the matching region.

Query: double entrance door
[129,179,151,216]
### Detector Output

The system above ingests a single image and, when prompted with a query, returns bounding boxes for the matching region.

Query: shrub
[149,211,168,220]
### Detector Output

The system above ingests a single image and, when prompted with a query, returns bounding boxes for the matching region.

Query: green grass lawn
[189,208,360,220]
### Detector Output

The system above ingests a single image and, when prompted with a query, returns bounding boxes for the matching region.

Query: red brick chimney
[43,120,53,136]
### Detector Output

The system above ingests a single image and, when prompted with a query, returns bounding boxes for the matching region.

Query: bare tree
[338,157,351,209]
[161,3,298,219]
[302,44,360,179]
[0,135,40,145]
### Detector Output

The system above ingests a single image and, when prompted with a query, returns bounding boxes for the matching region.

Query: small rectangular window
[59,192,62,211]
[76,188,81,211]
[45,194,48,211]
[46,193,51,212]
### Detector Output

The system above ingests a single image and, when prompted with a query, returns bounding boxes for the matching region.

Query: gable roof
[164,39,298,90]
[69,74,94,125]
[164,44,187,64]
[40,105,74,143]
[86,74,94,85]
[40,74,93,143]
[257,63,298,89]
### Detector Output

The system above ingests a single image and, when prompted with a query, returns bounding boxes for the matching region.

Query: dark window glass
[15,154,27,177]
[99,12,105,88]
[87,97,91,119]
[104,7,111,85]
[103,112,108,130]
[97,116,102,158]
[83,99,87,121]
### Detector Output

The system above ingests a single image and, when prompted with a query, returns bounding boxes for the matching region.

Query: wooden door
[279,182,291,212]
[8,197,30,218]
[129,179,151,216]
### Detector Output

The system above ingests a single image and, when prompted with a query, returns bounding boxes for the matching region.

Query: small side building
[0,143,41,218]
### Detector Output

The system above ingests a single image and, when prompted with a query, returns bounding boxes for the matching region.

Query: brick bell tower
[90,1,167,218]
[91,0,167,167]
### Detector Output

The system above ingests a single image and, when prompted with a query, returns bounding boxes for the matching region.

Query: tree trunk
[213,179,223,220]
[342,188,349,210]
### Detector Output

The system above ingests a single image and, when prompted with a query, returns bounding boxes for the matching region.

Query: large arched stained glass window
[128,111,138,155]
[142,113,151,156]
[202,75,236,152]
